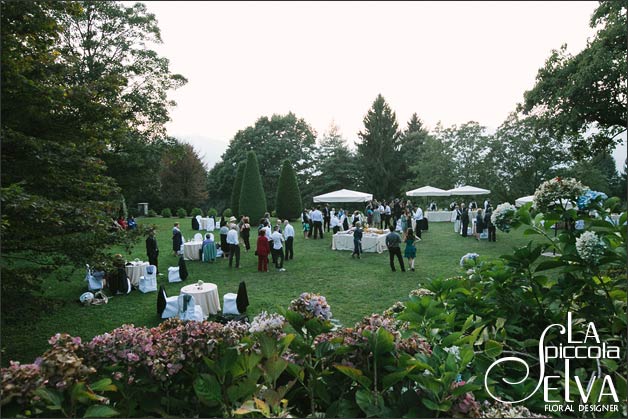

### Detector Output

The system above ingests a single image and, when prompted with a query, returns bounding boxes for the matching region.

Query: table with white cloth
[332,231,388,253]
[183,241,203,260]
[424,211,454,222]
[180,282,221,317]
[199,217,216,231]
[125,261,149,287]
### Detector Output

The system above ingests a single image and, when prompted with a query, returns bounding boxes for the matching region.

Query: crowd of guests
[110,215,137,231]
[450,198,496,242]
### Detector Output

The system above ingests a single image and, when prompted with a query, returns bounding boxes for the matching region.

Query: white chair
[206,218,215,231]
[196,215,202,229]
[158,286,178,319]
[194,233,203,242]
[168,266,181,283]
[85,264,104,292]
[139,265,158,293]
[223,293,239,315]
[177,294,204,321]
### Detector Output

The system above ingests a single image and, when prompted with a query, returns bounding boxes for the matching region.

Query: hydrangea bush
[575,230,606,265]
[532,176,587,211]
[490,202,516,232]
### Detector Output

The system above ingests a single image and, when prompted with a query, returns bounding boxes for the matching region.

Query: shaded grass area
[2,217,537,365]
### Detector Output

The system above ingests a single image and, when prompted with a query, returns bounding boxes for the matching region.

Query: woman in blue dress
[404,228,419,272]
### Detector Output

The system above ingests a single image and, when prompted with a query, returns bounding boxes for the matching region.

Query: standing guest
[308,208,314,238]
[274,218,283,234]
[475,208,485,241]
[323,204,331,232]
[469,201,477,210]
[351,210,362,227]
[264,212,272,227]
[393,199,402,227]
[127,216,137,230]
[404,209,413,240]
[256,229,270,272]
[484,198,490,211]
[227,224,241,268]
[460,204,470,237]
[352,222,363,259]
[406,200,414,213]
[384,201,392,230]
[451,204,461,233]
[219,223,230,257]
[366,206,373,226]
[311,206,324,239]
[301,209,310,239]
[377,202,385,229]
[413,206,423,239]
[240,217,251,251]
[400,209,408,238]
[219,215,227,228]
[341,211,350,231]
[146,229,160,274]
[172,223,183,256]
[404,228,419,272]
[372,200,381,229]
[283,219,295,260]
[270,226,285,271]
[330,213,341,234]
[485,205,496,242]
[385,227,406,272]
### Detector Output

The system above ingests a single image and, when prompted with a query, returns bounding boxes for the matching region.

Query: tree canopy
[239,151,267,223]
[521,0,627,158]
[275,160,303,220]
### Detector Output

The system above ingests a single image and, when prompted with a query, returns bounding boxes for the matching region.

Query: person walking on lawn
[385,228,406,272]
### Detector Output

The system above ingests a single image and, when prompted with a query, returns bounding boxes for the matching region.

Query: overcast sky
[140,1,626,171]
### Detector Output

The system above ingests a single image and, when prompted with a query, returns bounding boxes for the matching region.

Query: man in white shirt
[283,220,295,260]
[330,214,340,234]
[226,224,240,268]
[384,203,392,230]
[270,226,285,270]
[311,206,324,239]
[414,206,424,239]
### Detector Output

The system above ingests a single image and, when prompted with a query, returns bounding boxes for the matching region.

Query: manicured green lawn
[2,216,538,365]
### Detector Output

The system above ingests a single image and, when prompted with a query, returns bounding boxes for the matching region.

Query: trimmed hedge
[238,151,267,223]
[275,159,302,220]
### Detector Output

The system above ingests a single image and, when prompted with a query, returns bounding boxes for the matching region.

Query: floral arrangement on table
[575,230,606,265]
[490,202,516,232]
[288,292,332,321]
[459,252,480,267]
[577,189,608,210]
[532,176,587,211]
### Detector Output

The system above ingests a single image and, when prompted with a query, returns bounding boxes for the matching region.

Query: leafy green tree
[0,1,148,308]
[160,141,208,211]
[356,94,402,199]
[405,135,456,192]
[436,121,493,188]
[488,114,569,202]
[230,161,246,217]
[239,151,267,223]
[209,113,317,210]
[521,1,627,158]
[275,160,303,220]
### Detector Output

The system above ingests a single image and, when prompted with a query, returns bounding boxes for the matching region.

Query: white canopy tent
[313,188,373,203]
[515,195,534,207]
[405,186,451,197]
[448,185,491,195]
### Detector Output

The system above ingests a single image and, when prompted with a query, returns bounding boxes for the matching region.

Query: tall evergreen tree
[160,141,208,211]
[230,161,246,217]
[239,151,267,223]
[275,160,303,220]
[400,113,430,184]
[356,94,402,199]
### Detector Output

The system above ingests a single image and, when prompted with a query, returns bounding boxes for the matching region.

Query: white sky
[140,1,626,171]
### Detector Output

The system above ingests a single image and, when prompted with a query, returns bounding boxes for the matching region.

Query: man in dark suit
[323,204,331,232]
[485,205,496,242]
[461,204,470,237]
[146,229,160,274]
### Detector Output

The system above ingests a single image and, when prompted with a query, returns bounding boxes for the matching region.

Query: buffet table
[332,231,388,253]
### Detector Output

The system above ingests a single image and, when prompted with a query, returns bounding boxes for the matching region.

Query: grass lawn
[2,216,539,365]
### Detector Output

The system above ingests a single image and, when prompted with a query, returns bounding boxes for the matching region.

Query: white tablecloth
[180,282,221,316]
[183,241,203,260]
[332,232,388,253]
[199,217,216,231]
[424,211,453,222]
[125,261,148,287]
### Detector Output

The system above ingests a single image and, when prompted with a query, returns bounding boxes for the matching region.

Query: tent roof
[515,195,534,207]
[313,188,373,203]
[406,185,451,197]
[448,185,491,195]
